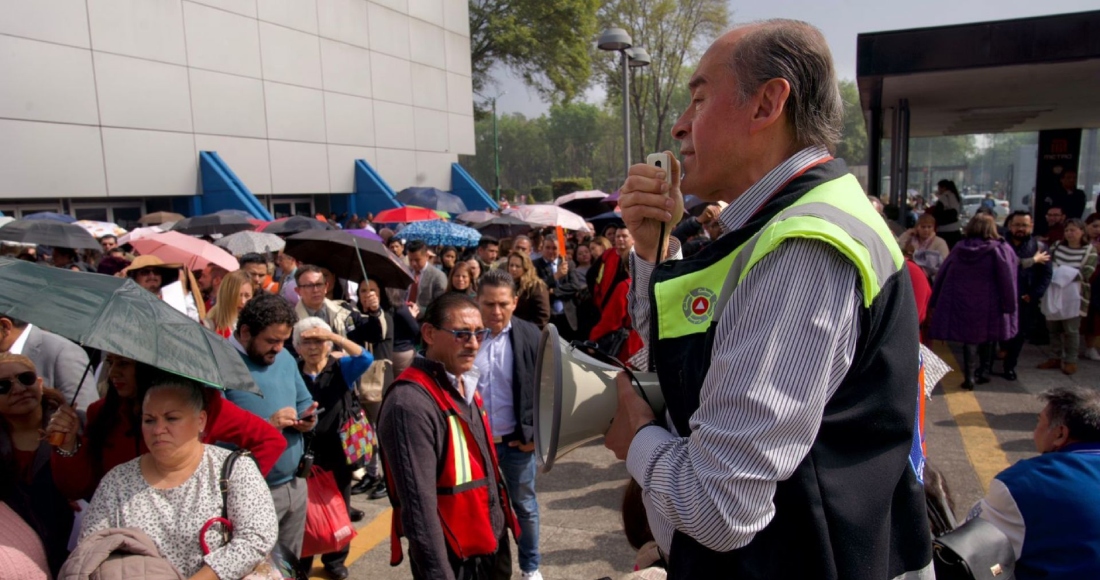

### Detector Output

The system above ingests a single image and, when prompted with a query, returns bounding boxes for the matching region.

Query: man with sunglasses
[0,316,97,412]
[378,293,518,580]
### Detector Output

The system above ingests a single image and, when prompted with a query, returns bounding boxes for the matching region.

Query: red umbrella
[373,206,442,223]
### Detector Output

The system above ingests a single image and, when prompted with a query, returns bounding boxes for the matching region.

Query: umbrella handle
[352,237,369,286]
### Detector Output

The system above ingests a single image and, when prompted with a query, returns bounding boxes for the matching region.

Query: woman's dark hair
[937,179,959,196]
[86,359,162,470]
[447,261,478,294]
[237,293,298,337]
[421,293,478,329]
[622,478,654,550]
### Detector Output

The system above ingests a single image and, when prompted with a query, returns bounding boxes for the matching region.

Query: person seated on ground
[47,355,286,502]
[447,261,478,299]
[0,354,76,577]
[203,270,254,339]
[77,378,279,580]
[619,479,666,580]
[293,317,374,579]
[968,386,1100,579]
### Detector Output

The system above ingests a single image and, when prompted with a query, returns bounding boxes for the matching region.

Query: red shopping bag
[300,466,358,557]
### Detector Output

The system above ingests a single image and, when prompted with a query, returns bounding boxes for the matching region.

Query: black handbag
[933,517,1015,579]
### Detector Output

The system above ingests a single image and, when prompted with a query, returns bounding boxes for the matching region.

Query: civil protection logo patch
[682,287,717,324]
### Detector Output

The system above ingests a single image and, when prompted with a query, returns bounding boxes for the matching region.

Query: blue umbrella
[23,211,76,224]
[397,221,481,247]
[396,187,469,215]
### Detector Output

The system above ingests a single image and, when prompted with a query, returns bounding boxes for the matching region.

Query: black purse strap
[220,448,253,521]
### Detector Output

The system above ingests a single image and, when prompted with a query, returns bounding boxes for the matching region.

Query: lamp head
[627,47,651,67]
[598,28,633,51]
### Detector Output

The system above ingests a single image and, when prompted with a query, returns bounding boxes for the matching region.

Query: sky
[488,0,1097,118]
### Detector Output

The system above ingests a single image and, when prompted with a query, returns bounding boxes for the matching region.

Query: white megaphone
[534,323,664,472]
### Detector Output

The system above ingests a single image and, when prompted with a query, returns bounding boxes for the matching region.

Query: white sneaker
[1085,347,1100,361]
[521,571,543,580]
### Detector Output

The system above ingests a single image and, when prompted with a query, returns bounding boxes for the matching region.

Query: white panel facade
[0,0,476,200]
[0,0,91,48]
[189,70,268,138]
[94,53,193,132]
[0,35,99,125]
[101,128,198,197]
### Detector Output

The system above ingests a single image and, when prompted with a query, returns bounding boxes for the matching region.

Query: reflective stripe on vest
[655,173,903,340]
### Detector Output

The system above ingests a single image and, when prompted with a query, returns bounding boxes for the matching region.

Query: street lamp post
[598,28,650,178]
[492,96,500,202]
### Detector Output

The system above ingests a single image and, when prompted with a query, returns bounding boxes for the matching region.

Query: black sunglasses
[436,327,491,343]
[0,371,37,395]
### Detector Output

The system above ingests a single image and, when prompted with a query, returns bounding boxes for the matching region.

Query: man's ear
[1052,424,1072,451]
[749,78,791,134]
[237,324,251,342]
[421,323,433,348]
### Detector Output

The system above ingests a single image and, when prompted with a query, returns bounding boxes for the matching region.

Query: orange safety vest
[385,366,519,566]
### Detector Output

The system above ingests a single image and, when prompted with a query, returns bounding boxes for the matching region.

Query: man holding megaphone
[606,20,933,580]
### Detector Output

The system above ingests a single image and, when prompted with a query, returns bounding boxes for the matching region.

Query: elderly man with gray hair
[607,19,933,579]
[292,315,374,580]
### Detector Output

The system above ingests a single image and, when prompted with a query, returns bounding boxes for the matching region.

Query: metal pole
[622,50,631,177]
[492,97,501,202]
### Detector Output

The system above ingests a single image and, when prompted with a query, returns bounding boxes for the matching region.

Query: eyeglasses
[134,268,160,277]
[0,371,37,395]
[435,327,491,343]
[299,283,326,291]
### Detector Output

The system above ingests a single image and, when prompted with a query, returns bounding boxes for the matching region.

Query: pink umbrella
[130,231,239,272]
[504,205,590,231]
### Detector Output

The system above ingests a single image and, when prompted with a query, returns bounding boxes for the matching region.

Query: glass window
[74,207,108,222]
[273,203,292,218]
[112,207,142,231]
[294,201,312,217]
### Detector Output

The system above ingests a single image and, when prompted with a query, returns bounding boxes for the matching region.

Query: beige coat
[58,528,185,580]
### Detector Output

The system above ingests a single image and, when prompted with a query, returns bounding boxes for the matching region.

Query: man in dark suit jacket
[0,317,98,412]
[405,240,448,311]
[532,236,584,341]
[474,270,543,579]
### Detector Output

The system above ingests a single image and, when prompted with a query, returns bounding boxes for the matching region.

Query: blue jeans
[495,442,540,573]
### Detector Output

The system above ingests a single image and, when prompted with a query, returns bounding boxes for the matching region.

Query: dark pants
[961,342,993,383]
[1004,299,1040,371]
[410,531,512,580]
[299,454,354,573]
[363,400,383,479]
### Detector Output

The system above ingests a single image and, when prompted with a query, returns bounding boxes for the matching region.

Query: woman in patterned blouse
[78,376,278,580]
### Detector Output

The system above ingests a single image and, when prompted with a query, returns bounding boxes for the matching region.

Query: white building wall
[0,0,475,200]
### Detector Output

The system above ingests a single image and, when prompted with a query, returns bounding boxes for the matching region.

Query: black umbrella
[396,187,469,214]
[473,216,533,239]
[0,220,101,250]
[284,230,414,289]
[261,216,334,237]
[0,258,261,395]
[170,213,255,237]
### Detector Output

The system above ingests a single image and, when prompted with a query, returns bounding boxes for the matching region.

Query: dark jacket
[378,357,505,579]
[504,317,539,444]
[929,238,1019,343]
[9,443,75,577]
[532,256,584,332]
[1007,236,1053,302]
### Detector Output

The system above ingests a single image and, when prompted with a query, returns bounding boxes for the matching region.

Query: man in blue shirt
[225,293,317,561]
[970,386,1100,579]
[475,270,543,580]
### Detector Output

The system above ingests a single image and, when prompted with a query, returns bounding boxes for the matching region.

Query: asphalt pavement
[313,341,1097,579]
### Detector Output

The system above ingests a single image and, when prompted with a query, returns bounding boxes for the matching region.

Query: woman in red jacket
[45,355,286,501]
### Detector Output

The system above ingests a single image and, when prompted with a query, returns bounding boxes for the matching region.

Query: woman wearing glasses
[0,353,75,577]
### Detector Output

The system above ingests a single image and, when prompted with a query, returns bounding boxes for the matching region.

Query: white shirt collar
[717,145,831,235]
[9,323,33,355]
[445,366,481,405]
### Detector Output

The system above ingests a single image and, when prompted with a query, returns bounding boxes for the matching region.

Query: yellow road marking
[932,341,1010,493]
[308,508,393,579]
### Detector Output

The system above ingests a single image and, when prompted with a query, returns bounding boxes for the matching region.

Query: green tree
[596,0,729,162]
[835,79,867,166]
[470,0,600,103]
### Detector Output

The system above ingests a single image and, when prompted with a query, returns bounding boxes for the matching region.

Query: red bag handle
[200,517,233,555]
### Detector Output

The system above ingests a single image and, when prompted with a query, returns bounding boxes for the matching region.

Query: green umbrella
[0,257,260,395]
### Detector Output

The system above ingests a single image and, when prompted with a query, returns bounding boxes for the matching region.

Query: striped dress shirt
[626,146,865,554]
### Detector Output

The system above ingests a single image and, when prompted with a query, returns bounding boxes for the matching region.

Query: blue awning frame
[451,163,498,212]
[197,151,273,220]
[350,159,402,215]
